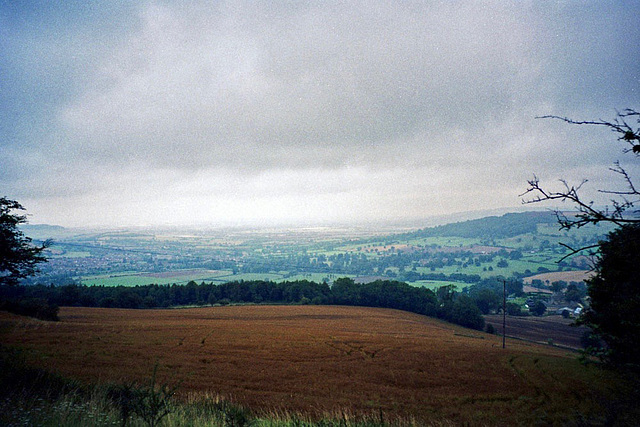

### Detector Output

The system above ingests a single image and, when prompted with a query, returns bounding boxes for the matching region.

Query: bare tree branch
[599,161,640,197]
[523,110,640,233]
[537,109,640,153]
[557,242,599,263]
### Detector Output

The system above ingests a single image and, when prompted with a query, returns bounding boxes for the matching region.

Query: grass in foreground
[3,342,639,426]
[0,344,424,426]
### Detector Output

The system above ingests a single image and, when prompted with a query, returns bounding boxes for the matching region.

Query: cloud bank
[1,1,639,227]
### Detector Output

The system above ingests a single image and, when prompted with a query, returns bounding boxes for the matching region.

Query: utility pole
[502,279,506,349]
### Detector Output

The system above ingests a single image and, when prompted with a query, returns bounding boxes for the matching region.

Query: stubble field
[0,305,626,424]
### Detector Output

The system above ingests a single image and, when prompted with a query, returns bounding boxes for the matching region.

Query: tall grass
[3,341,640,426]
[0,344,426,426]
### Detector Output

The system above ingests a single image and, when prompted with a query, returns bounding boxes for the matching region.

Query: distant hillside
[19,224,68,240]
[405,211,557,239]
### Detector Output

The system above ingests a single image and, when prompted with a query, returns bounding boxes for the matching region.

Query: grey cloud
[55,2,549,172]
[2,1,638,226]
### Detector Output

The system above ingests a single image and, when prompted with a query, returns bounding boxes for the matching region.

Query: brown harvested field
[523,270,594,284]
[0,306,619,424]
[484,314,588,349]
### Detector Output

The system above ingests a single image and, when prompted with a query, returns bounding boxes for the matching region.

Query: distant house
[556,307,573,316]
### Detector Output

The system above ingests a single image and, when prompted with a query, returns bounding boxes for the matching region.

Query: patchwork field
[0,306,629,424]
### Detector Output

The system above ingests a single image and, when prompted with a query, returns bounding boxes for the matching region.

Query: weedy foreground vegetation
[2,305,638,426]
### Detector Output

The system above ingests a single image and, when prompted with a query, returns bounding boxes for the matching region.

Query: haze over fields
[2,2,639,227]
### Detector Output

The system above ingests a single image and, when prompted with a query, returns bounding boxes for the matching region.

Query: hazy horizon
[22,206,557,235]
[2,2,638,228]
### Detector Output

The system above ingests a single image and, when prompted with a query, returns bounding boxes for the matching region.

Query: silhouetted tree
[578,224,640,371]
[1,197,50,285]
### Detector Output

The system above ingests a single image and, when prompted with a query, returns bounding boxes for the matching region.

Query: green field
[81,274,191,287]
[80,270,340,287]
[81,269,233,286]
[415,256,561,278]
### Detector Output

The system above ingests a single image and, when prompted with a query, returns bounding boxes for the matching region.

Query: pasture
[0,305,630,425]
[80,270,337,287]
[80,269,232,286]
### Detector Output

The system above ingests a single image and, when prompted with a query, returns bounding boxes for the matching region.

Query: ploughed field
[0,305,622,424]
[485,314,587,349]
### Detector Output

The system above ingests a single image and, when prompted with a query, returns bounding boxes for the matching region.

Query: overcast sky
[1,1,639,228]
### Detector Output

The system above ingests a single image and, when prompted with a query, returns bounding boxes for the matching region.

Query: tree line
[0,278,486,330]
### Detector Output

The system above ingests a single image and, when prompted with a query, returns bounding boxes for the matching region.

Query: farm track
[0,305,620,424]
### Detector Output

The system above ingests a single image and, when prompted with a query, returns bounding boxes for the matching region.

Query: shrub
[106,382,139,427]
[135,365,178,427]
[0,297,59,321]
[580,330,605,351]
[106,364,178,427]
[506,302,522,316]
